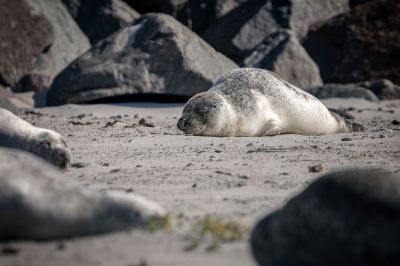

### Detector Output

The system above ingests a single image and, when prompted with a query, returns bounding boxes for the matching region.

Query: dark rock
[0,147,166,240]
[13,73,51,92]
[243,30,322,88]
[62,0,140,44]
[349,0,373,7]
[47,13,238,105]
[392,120,400,125]
[0,0,54,86]
[356,79,400,100]
[251,169,400,266]
[305,84,379,101]
[29,0,91,80]
[341,137,352,141]
[203,0,349,63]
[303,0,400,84]
[125,0,248,34]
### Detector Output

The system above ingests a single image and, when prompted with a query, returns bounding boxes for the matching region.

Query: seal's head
[177,92,231,136]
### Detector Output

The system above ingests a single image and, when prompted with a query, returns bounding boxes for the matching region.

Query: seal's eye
[196,107,207,114]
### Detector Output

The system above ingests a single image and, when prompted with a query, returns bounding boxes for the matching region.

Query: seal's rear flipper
[329,110,364,133]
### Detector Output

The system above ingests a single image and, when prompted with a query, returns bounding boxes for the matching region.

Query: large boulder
[62,0,140,44]
[357,79,400,100]
[203,0,350,62]
[0,148,166,240]
[303,0,400,84]
[0,0,54,86]
[243,30,322,88]
[47,13,238,106]
[251,169,400,266]
[29,0,91,80]
[0,0,90,88]
[124,0,248,34]
[305,83,379,101]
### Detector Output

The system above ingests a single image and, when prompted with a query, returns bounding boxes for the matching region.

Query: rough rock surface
[303,0,400,84]
[47,13,238,106]
[357,79,400,100]
[251,169,400,266]
[0,147,166,240]
[28,0,91,81]
[203,0,349,62]
[62,0,140,44]
[306,84,379,101]
[243,30,322,89]
[125,0,247,33]
[12,73,52,92]
[0,0,54,86]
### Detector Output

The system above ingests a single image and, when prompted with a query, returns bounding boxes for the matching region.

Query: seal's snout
[177,118,184,131]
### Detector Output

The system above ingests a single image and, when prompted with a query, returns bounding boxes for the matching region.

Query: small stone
[109,168,121,173]
[214,150,223,153]
[239,175,249,180]
[237,180,247,187]
[56,242,66,251]
[308,164,324,173]
[71,162,88,168]
[341,138,352,141]
[392,120,400,125]
[1,246,19,255]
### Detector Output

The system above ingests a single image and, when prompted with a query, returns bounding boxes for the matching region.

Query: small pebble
[341,138,352,141]
[71,162,88,168]
[1,246,19,255]
[309,164,324,173]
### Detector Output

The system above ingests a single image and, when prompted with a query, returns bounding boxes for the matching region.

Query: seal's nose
[177,118,184,131]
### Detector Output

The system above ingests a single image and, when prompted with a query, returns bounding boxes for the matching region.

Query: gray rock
[303,0,400,84]
[203,0,349,62]
[215,0,248,18]
[28,0,91,81]
[125,0,247,34]
[305,84,379,101]
[243,30,322,89]
[0,148,166,240]
[0,0,54,86]
[12,73,51,92]
[251,169,400,266]
[356,79,400,100]
[62,0,140,44]
[47,13,238,105]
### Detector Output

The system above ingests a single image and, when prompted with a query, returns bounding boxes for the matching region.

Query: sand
[1,98,399,266]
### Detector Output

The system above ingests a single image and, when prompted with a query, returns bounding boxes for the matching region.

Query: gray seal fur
[178,68,363,136]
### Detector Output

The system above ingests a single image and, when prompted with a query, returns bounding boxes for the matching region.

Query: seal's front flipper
[262,119,281,136]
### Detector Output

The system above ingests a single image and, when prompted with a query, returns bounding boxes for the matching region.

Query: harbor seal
[0,108,71,168]
[177,68,363,136]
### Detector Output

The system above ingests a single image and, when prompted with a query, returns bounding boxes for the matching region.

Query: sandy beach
[1,98,399,266]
